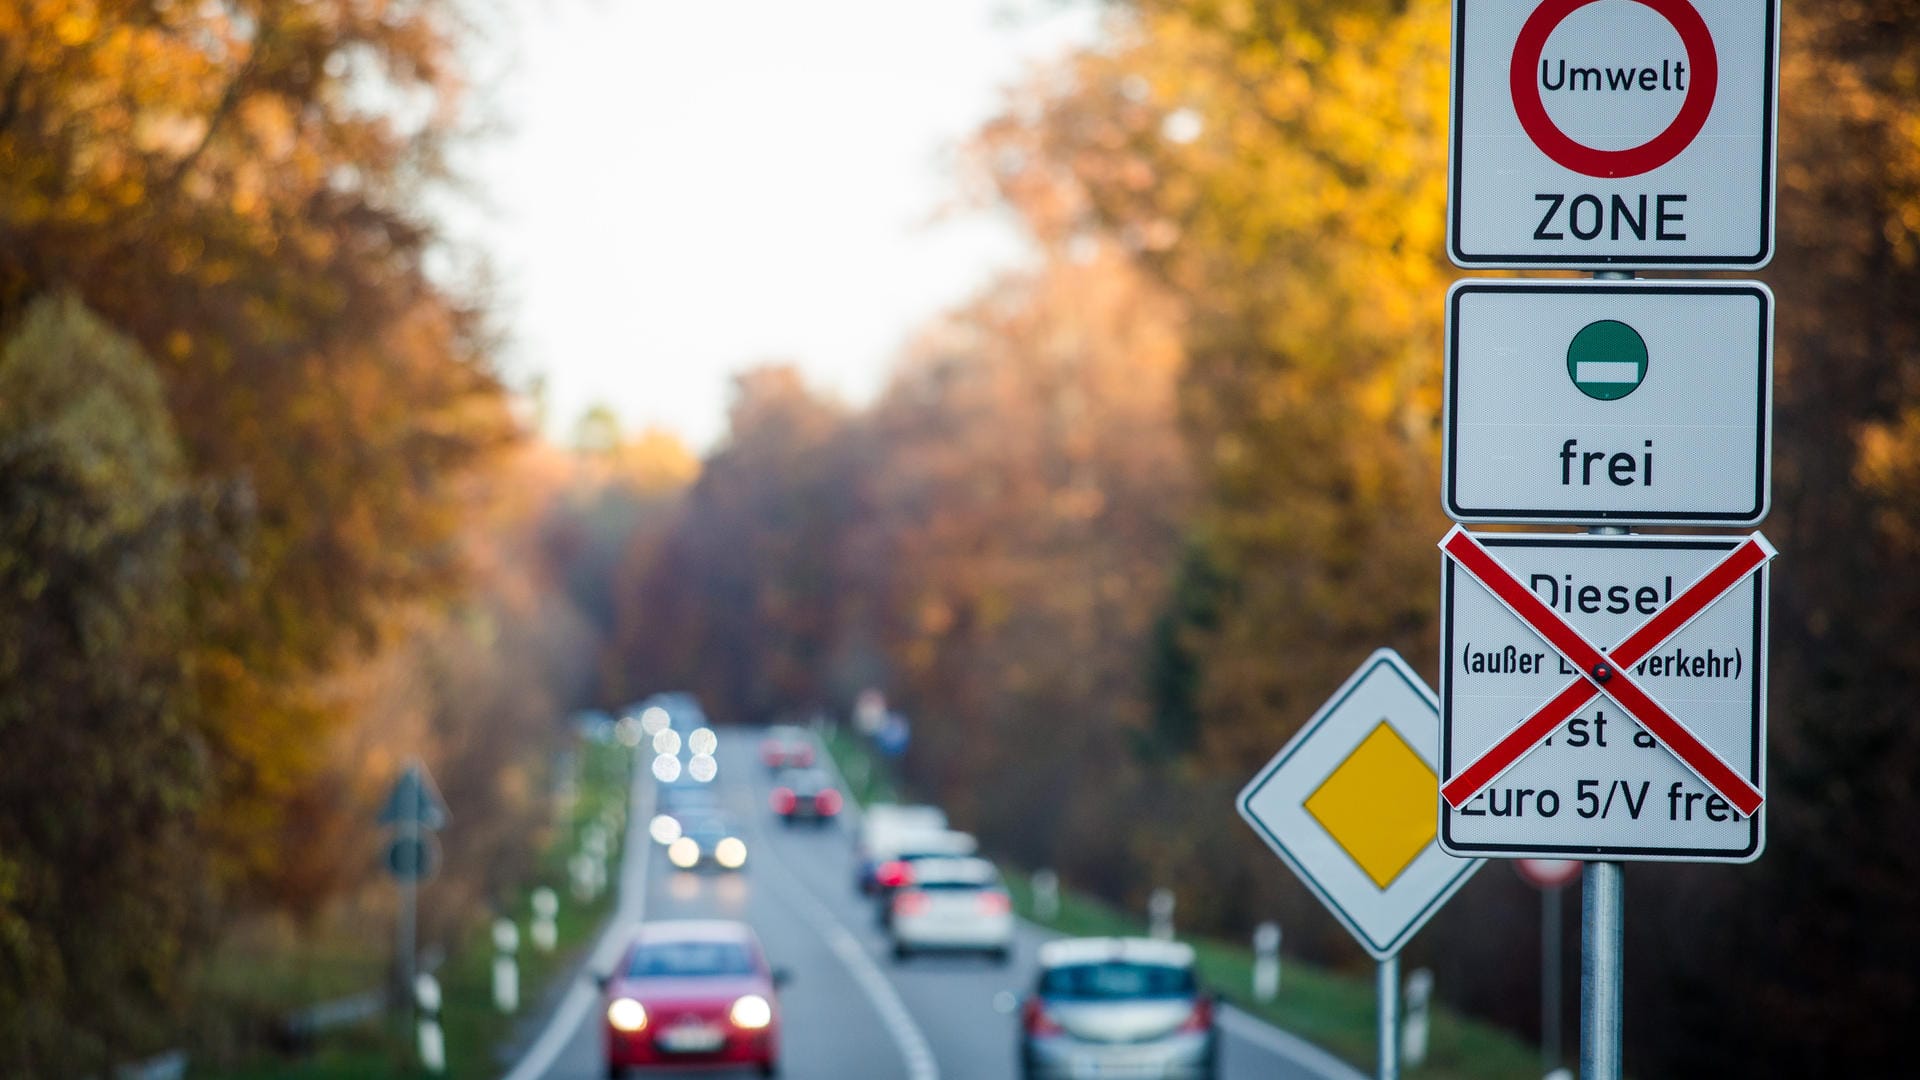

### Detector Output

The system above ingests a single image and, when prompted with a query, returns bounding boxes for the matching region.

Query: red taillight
[770,788,797,814]
[893,890,931,917]
[816,788,842,815]
[876,860,913,888]
[795,747,815,766]
[977,890,1011,915]
[1179,995,1215,1033]
[1022,997,1064,1036]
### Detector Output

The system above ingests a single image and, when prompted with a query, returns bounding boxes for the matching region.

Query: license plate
[657,1024,725,1053]
[1071,1052,1158,1078]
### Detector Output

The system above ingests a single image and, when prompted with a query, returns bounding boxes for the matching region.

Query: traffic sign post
[1437,528,1772,861]
[1443,4,1785,1074]
[1238,650,1483,1080]
[382,761,449,1011]
[1448,0,1779,268]
[1444,280,1773,526]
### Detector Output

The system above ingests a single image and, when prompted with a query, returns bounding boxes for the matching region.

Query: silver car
[886,856,1013,961]
[1019,938,1217,1080]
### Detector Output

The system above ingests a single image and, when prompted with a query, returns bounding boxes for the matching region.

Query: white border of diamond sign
[1237,649,1484,960]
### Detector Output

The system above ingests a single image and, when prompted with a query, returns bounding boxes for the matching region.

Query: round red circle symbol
[1509,0,1719,178]
[1515,859,1583,889]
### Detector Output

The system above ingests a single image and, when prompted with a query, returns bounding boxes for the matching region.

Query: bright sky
[471,0,1101,449]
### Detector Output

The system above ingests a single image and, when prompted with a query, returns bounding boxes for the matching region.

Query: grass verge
[191,740,632,1079]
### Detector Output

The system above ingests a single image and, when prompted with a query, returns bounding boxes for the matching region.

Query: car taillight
[816,789,842,815]
[1179,994,1215,1033]
[977,891,1011,915]
[876,860,913,888]
[770,788,797,814]
[893,890,931,916]
[796,747,814,765]
[1022,997,1064,1036]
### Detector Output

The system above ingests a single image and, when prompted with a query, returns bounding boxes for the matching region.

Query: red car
[602,920,786,1077]
[759,725,815,770]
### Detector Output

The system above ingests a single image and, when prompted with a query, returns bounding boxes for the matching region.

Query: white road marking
[1219,1005,1369,1080]
[501,766,655,1080]
[750,815,940,1080]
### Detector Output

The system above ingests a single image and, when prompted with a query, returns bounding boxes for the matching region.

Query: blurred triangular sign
[378,761,448,830]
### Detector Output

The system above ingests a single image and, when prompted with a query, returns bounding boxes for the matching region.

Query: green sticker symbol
[1567,320,1648,401]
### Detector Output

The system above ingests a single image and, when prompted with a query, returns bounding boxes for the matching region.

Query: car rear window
[628,941,756,978]
[1040,961,1195,999]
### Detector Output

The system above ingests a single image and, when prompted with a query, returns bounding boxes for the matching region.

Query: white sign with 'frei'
[1443,279,1773,526]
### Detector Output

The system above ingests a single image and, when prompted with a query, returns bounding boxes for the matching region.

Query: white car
[1019,938,1217,1080]
[887,856,1013,962]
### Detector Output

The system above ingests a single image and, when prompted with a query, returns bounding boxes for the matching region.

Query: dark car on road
[1019,937,1217,1080]
[666,810,750,872]
[602,920,785,1078]
[769,768,842,826]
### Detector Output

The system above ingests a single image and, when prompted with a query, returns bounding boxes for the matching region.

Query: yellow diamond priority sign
[1305,723,1439,889]
[1238,649,1482,959]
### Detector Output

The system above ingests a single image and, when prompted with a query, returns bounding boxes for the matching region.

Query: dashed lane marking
[749,813,940,1080]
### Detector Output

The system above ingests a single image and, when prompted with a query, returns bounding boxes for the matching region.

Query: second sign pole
[1377,954,1400,1080]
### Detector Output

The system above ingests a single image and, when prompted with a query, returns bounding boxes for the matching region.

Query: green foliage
[0,294,204,1073]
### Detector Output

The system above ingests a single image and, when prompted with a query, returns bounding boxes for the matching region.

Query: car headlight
[729,993,772,1030]
[715,837,747,869]
[649,814,682,845]
[668,837,700,868]
[608,997,648,1032]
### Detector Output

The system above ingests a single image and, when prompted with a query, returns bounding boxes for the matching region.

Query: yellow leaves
[53,3,96,46]
[239,96,298,163]
[1850,409,1920,584]
[134,111,209,158]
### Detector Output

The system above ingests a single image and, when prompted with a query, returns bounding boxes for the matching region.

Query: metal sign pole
[1543,883,1563,1073]
[1580,862,1624,1080]
[397,778,419,1013]
[1580,501,1629,1080]
[1377,955,1400,1080]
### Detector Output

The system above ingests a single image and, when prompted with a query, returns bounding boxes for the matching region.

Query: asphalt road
[512,731,1364,1080]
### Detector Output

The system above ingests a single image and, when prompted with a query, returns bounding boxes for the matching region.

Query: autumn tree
[0,296,204,1072]
[617,367,859,724]
[1620,4,1920,1073]
[0,0,515,904]
[973,0,1454,778]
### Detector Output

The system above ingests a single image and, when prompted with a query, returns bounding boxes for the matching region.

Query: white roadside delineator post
[414,972,445,1075]
[569,852,594,903]
[1253,922,1282,1002]
[492,918,520,1014]
[1147,888,1175,941]
[1031,870,1060,923]
[530,887,559,954]
[1403,967,1434,1068]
